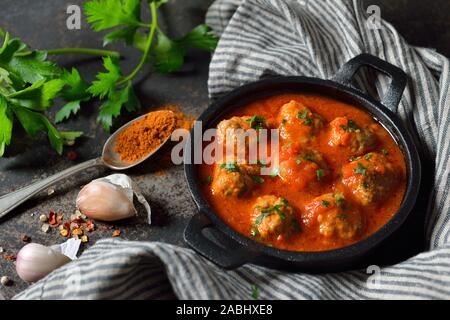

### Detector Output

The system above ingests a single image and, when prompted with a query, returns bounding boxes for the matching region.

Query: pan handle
[184,213,253,269]
[332,54,407,113]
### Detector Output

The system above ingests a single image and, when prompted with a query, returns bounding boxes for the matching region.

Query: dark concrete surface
[0,0,449,299]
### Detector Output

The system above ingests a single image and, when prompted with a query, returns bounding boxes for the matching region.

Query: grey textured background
[0,0,449,299]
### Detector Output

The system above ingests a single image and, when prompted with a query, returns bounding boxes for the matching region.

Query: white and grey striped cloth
[15,0,450,299]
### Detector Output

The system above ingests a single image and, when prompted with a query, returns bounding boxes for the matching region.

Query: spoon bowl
[102,110,174,170]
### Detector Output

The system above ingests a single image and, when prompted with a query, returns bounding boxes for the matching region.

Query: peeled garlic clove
[76,180,137,221]
[16,243,71,283]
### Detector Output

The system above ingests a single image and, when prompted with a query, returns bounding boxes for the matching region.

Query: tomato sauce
[198,94,407,252]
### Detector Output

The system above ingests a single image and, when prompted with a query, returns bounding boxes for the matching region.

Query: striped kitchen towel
[15,0,450,300]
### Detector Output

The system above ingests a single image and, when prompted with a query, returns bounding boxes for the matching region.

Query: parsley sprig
[0,0,218,156]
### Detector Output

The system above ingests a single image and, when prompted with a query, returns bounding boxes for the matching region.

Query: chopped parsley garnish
[340,119,360,133]
[362,181,370,189]
[202,175,212,185]
[349,156,361,162]
[364,153,373,161]
[247,115,266,130]
[220,162,240,173]
[316,169,325,181]
[254,211,271,226]
[283,141,293,150]
[257,160,267,168]
[280,198,289,205]
[261,204,287,220]
[321,200,331,207]
[336,213,348,220]
[294,157,303,165]
[252,175,265,184]
[354,163,367,175]
[250,227,260,237]
[302,154,314,162]
[334,193,345,206]
[281,119,287,125]
[297,110,313,126]
[381,149,389,156]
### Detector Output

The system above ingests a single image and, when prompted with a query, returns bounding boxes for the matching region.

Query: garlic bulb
[16,243,71,282]
[76,180,137,221]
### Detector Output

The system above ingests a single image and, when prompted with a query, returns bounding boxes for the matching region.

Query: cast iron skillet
[183,54,421,272]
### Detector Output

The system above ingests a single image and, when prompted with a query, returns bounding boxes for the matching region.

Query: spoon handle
[0,158,104,220]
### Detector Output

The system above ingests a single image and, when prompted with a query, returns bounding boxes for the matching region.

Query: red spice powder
[114,110,176,163]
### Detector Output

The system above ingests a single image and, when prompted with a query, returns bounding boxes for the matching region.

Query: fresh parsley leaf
[220,162,240,173]
[60,131,83,146]
[97,81,138,132]
[83,0,141,32]
[294,157,302,165]
[55,101,82,123]
[0,95,13,156]
[55,68,91,123]
[354,163,367,175]
[88,56,122,99]
[364,153,373,161]
[0,35,61,86]
[13,105,63,154]
[8,78,65,110]
[362,180,369,189]
[336,213,348,220]
[153,31,185,73]
[178,24,219,52]
[60,68,90,101]
[381,149,389,156]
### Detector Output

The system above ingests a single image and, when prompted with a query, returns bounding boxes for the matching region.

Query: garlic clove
[76,180,137,222]
[16,243,71,283]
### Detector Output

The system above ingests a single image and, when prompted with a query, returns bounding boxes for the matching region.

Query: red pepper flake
[48,211,58,226]
[112,229,121,237]
[63,222,71,230]
[20,234,31,242]
[3,254,16,261]
[67,151,78,161]
[71,217,85,225]
[84,220,95,232]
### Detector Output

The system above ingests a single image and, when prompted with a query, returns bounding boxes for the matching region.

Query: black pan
[183,54,421,272]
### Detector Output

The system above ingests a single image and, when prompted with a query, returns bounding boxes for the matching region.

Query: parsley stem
[117,2,158,85]
[16,48,120,58]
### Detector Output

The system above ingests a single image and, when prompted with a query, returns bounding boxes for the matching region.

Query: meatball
[341,152,398,206]
[211,162,260,197]
[251,196,300,241]
[278,148,328,190]
[277,100,323,143]
[328,117,377,155]
[303,193,363,240]
[216,116,252,146]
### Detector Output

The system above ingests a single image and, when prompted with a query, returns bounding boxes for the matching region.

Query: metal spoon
[0,111,174,220]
